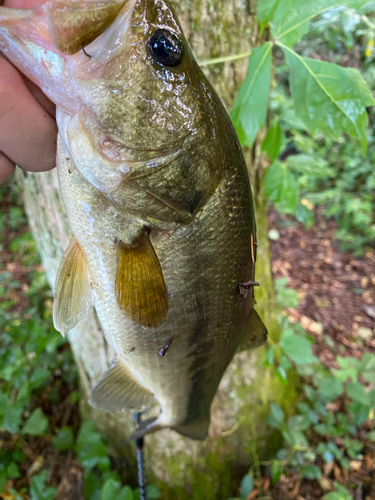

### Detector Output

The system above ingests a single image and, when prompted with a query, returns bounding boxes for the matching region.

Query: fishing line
[134,412,148,500]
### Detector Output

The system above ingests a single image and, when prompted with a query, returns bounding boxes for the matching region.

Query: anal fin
[237,308,268,352]
[53,235,93,336]
[116,232,168,328]
[89,358,153,413]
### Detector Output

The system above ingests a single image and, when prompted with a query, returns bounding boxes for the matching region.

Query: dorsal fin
[116,232,168,328]
[53,235,94,336]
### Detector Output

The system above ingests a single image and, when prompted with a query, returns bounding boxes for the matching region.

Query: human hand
[0,0,57,183]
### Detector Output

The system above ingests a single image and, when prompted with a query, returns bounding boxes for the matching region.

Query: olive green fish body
[0,0,267,439]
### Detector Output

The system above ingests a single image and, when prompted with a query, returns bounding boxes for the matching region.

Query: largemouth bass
[0,0,267,440]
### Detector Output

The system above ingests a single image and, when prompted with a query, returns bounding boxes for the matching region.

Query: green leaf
[295,203,314,229]
[84,472,101,500]
[360,353,375,383]
[271,0,321,47]
[261,119,285,161]
[282,46,375,152]
[101,479,122,500]
[271,460,283,485]
[275,277,299,308]
[317,378,344,402]
[333,356,360,383]
[7,462,20,479]
[271,0,368,47]
[240,474,254,499]
[347,381,371,406]
[0,393,10,415]
[323,481,352,500]
[22,408,48,436]
[286,154,334,177]
[118,486,134,500]
[280,329,318,365]
[264,161,299,213]
[30,471,57,500]
[29,367,51,389]
[267,403,285,429]
[0,470,7,493]
[230,43,272,147]
[52,427,75,450]
[146,485,161,500]
[302,465,321,479]
[257,0,307,32]
[3,407,23,434]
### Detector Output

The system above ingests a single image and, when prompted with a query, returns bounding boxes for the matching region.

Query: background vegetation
[1,0,375,498]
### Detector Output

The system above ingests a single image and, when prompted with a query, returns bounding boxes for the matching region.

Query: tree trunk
[17,0,297,497]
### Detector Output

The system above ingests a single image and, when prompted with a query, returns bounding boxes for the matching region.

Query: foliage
[230,0,375,254]
[228,272,375,498]
[0,181,160,500]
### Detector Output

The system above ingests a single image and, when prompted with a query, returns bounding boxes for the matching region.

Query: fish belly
[57,135,255,431]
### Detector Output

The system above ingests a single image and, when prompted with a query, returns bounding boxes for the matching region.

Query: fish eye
[148,29,183,67]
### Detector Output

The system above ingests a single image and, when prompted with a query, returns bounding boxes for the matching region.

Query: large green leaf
[279,329,318,365]
[286,154,334,177]
[268,0,371,47]
[282,46,375,152]
[264,160,299,213]
[230,43,272,147]
[261,119,285,161]
[257,0,308,32]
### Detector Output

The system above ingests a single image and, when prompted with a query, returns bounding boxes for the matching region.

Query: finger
[23,77,56,118]
[0,151,16,184]
[0,57,57,172]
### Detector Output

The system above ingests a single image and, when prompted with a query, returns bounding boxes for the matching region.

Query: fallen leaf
[358,327,373,340]
[350,461,362,471]
[362,305,375,320]
[318,476,332,491]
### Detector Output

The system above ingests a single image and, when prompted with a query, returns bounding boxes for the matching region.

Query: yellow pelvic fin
[89,358,153,413]
[45,0,126,54]
[53,235,93,336]
[237,308,268,352]
[116,233,168,328]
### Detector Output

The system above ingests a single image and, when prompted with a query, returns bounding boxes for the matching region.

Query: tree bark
[17,0,297,497]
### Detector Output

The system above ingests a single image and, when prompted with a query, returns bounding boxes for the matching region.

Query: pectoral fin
[237,308,268,352]
[53,235,93,336]
[45,0,126,54]
[89,358,153,413]
[116,233,168,328]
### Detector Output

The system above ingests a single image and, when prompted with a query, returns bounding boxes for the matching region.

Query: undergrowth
[227,278,375,499]
[0,181,160,500]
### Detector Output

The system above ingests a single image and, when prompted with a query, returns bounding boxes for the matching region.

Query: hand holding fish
[0,0,56,184]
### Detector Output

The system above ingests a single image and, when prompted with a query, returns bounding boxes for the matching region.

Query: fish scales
[0,0,267,439]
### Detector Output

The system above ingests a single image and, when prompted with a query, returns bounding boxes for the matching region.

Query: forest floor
[268,209,375,500]
[1,186,375,499]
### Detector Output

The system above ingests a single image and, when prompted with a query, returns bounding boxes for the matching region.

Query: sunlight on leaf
[281,44,375,152]
[230,43,272,147]
[268,0,370,47]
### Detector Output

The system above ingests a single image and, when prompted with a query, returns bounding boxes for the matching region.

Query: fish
[0,0,267,440]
